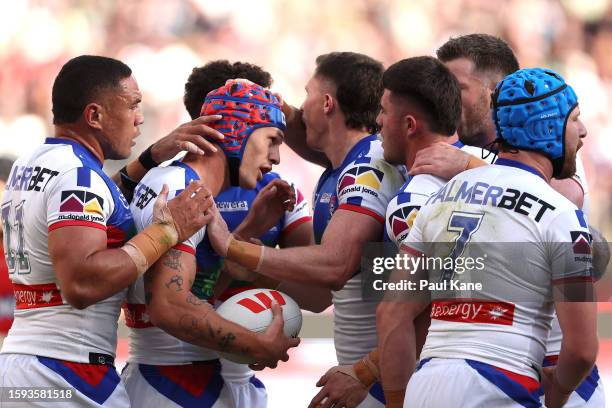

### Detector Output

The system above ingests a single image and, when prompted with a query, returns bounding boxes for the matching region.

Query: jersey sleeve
[545,208,593,284]
[47,167,112,232]
[336,158,405,224]
[385,190,429,248]
[282,185,312,235]
[399,203,429,256]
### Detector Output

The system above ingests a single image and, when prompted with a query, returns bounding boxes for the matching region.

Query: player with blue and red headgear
[200,80,287,187]
[121,78,301,408]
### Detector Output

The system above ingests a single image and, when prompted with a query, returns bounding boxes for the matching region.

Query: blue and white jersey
[312,134,405,364]
[385,142,489,247]
[1,138,134,363]
[403,158,593,380]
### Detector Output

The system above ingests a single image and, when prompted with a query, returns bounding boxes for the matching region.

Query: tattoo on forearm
[219,332,236,351]
[163,249,183,271]
[165,274,184,291]
[176,312,239,353]
[178,314,200,341]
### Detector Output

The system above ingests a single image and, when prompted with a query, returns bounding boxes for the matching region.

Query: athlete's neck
[324,127,372,169]
[405,133,459,170]
[54,125,105,163]
[182,149,229,195]
[497,150,553,182]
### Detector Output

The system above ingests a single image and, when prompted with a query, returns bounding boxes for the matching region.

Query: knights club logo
[388,205,420,240]
[570,231,593,255]
[59,190,104,216]
[338,166,385,191]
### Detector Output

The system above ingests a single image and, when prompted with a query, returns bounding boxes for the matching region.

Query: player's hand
[250,302,300,370]
[242,179,296,236]
[541,366,573,408]
[409,141,469,178]
[149,115,224,163]
[205,204,233,257]
[160,181,214,242]
[309,365,369,408]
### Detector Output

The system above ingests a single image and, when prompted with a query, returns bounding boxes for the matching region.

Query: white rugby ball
[215,288,302,364]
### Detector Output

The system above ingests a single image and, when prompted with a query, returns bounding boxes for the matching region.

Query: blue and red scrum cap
[200,79,286,162]
[492,68,578,165]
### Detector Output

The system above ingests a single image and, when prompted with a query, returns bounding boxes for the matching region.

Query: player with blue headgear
[492,67,585,179]
[372,67,595,408]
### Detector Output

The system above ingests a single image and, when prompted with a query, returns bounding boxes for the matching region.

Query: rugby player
[308,56,484,408]
[205,52,406,407]
[123,61,321,408]
[378,68,597,408]
[122,79,300,407]
[410,33,604,407]
[0,55,215,407]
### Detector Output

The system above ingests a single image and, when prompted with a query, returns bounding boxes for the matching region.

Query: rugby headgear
[492,68,578,177]
[200,80,286,186]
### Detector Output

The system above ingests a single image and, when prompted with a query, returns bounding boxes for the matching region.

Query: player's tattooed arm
[145,246,298,364]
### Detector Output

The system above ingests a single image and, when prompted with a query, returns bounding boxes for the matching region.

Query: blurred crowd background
[1,0,611,234]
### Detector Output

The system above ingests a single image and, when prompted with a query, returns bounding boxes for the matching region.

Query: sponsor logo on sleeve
[58,190,105,222]
[338,166,385,198]
[570,230,592,255]
[388,205,420,243]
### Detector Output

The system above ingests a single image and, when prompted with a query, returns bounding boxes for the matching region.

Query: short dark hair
[52,55,132,125]
[0,156,15,183]
[184,60,273,119]
[383,56,461,136]
[315,52,384,134]
[436,33,519,77]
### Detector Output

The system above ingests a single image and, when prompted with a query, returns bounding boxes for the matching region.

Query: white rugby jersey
[1,138,134,363]
[312,135,405,364]
[127,163,312,365]
[402,157,593,379]
[385,142,492,247]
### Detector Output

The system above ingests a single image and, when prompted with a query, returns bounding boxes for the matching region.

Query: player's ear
[84,103,103,130]
[323,93,334,115]
[404,114,417,135]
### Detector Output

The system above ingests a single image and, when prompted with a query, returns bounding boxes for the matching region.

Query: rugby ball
[215,289,302,364]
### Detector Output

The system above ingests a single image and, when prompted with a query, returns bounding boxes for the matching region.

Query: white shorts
[405,358,543,408]
[122,359,266,408]
[220,359,267,408]
[542,357,605,408]
[0,353,129,407]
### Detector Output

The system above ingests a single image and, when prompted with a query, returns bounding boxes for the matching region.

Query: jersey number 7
[2,200,31,274]
[440,211,484,283]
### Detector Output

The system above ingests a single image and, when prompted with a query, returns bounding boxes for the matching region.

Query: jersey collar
[45,137,103,169]
[451,140,464,148]
[335,134,379,170]
[171,160,201,181]
[494,157,546,181]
